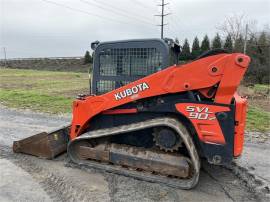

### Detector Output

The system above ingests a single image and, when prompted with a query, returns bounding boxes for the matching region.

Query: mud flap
[13,125,70,159]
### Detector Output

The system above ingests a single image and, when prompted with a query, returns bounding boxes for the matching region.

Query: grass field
[238,84,270,131]
[0,68,269,132]
[246,106,270,132]
[0,68,89,113]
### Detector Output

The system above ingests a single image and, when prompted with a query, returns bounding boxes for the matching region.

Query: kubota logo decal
[114,82,150,100]
[186,106,216,120]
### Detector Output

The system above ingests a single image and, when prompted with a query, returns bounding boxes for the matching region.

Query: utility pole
[3,47,7,67]
[155,0,170,39]
[243,24,248,54]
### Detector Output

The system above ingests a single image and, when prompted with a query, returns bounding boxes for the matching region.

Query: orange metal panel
[175,103,230,144]
[233,93,247,157]
[69,53,250,140]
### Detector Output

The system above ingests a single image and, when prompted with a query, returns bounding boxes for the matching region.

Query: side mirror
[91,40,100,50]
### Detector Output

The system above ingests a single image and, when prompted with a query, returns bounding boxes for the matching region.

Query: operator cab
[90,38,180,95]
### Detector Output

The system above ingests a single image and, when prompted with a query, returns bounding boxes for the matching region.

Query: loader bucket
[13,125,70,159]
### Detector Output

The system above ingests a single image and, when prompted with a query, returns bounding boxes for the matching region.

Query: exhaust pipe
[13,125,70,159]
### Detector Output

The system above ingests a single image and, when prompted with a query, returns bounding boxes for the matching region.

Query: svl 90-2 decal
[186,106,216,120]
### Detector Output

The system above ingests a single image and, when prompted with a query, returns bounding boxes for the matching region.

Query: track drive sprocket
[153,127,183,152]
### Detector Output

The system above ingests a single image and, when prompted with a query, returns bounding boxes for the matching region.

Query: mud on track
[0,106,268,202]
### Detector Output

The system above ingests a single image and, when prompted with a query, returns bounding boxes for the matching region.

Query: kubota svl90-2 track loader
[13,38,250,189]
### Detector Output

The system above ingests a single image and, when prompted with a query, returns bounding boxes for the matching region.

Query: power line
[92,0,156,23]
[168,1,200,34]
[165,6,181,36]
[132,0,156,11]
[167,4,186,34]
[80,0,155,26]
[155,0,170,39]
[168,19,180,36]
[40,0,136,25]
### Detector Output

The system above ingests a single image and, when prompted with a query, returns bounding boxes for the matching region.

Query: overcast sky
[0,0,269,59]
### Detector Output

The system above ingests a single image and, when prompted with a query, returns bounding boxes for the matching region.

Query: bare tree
[217,14,253,45]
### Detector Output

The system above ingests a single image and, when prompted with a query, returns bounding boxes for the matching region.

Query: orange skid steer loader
[13,39,250,189]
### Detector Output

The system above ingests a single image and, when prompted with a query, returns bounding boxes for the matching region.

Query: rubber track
[68,117,201,189]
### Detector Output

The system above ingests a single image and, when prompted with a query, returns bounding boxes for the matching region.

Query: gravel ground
[0,106,269,202]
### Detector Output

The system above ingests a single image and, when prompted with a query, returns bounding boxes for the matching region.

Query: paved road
[0,106,268,202]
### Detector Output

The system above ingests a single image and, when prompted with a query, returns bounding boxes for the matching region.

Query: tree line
[179,33,225,60]
[84,50,93,64]
[178,33,252,60]
[178,31,269,84]
[245,31,269,84]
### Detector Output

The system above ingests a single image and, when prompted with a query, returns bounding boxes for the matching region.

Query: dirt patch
[238,85,270,112]
[248,98,270,112]
[0,147,110,202]
[245,131,270,143]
